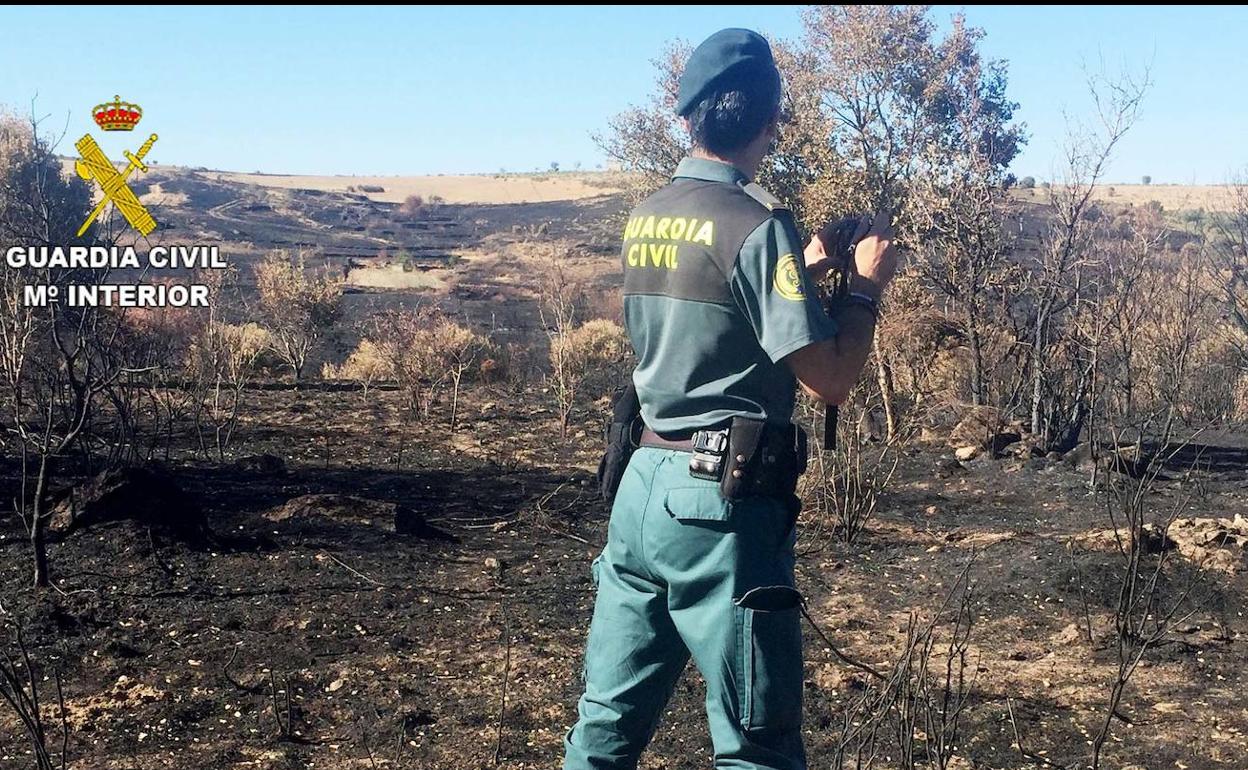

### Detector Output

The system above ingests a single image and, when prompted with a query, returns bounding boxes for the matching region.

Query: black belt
[638,420,808,512]
[640,424,799,454]
[639,428,698,452]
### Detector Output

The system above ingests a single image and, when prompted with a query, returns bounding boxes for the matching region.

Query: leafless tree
[815,556,978,769]
[797,395,898,547]
[1025,65,1150,451]
[527,246,635,438]
[0,618,68,770]
[548,318,630,440]
[911,139,1020,407]
[368,306,486,427]
[1075,206,1213,768]
[0,108,124,586]
[1209,174,1248,388]
[1087,449,1203,770]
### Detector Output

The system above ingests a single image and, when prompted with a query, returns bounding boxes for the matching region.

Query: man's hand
[786,210,898,406]
[803,215,869,282]
[802,236,831,281]
[804,211,898,289]
[851,211,897,298]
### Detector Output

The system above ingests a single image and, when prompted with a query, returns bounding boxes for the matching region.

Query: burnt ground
[4,172,1247,767]
[1,383,1246,770]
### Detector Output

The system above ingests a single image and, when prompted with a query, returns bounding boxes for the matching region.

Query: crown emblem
[93,95,142,131]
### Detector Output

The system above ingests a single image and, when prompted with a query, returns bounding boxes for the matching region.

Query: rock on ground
[49,466,208,542]
[1063,443,1096,472]
[949,406,1022,455]
[263,494,455,541]
[230,454,288,475]
[954,445,982,461]
[1168,516,1248,573]
[1076,516,1248,574]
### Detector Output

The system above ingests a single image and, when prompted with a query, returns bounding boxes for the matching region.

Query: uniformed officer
[564,28,898,770]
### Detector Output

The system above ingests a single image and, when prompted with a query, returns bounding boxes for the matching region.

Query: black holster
[720,417,808,513]
[596,382,641,503]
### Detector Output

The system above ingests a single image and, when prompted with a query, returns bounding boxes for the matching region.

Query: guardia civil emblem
[774,254,805,301]
[74,95,159,237]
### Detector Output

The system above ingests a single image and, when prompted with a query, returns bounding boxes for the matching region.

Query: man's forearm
[786,277,882,405]
[790,218,895,403]
[831,271,884,378]
[828,300,878,388]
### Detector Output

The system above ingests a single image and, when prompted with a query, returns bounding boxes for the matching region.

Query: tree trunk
[32,517,48,588]
[1030,311,1047,441]
[31,456,50,588]
[1053,394,1088,454]
[450,374,461,434]
[967,305,985,407]
[873,338,898,441]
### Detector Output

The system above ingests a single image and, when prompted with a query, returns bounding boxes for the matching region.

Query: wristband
[845,292,881,322]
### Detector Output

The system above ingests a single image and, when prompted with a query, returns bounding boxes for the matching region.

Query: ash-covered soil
[1,384,1246,769]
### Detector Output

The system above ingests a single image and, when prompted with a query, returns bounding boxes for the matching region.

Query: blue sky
[1,5,1243,183]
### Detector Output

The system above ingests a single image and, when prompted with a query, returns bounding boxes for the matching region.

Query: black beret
[676,28,780,117]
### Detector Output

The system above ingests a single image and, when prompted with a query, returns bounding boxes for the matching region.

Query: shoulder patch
[773,254,806,301]
[739,181,788,212]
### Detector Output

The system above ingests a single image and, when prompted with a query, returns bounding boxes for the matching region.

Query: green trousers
[564,447,806,770]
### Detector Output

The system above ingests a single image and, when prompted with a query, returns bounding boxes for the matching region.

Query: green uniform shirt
[621,157,838,433]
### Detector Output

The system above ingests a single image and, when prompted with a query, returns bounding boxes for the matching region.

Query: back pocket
[663,487,733,523]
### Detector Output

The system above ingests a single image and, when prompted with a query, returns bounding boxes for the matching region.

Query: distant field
[201,174,1234,211]
[59,158,1237,212]
[1013,183,1235,211]
[57,159,632,205]
[197,170,630,205]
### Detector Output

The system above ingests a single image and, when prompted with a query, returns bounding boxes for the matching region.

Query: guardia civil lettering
[622,215,715,270]
[622,215,715,245]
[5,245,226,270]
[147,247,226,269]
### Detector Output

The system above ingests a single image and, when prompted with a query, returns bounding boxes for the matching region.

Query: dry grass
[60,153,1228,212]
[344,264,446,291]
[1013,183,1236,212]
[58,156,630,205]
[198,170,630,205]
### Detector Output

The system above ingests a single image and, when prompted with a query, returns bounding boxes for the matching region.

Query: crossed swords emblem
[74,132,159,237]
